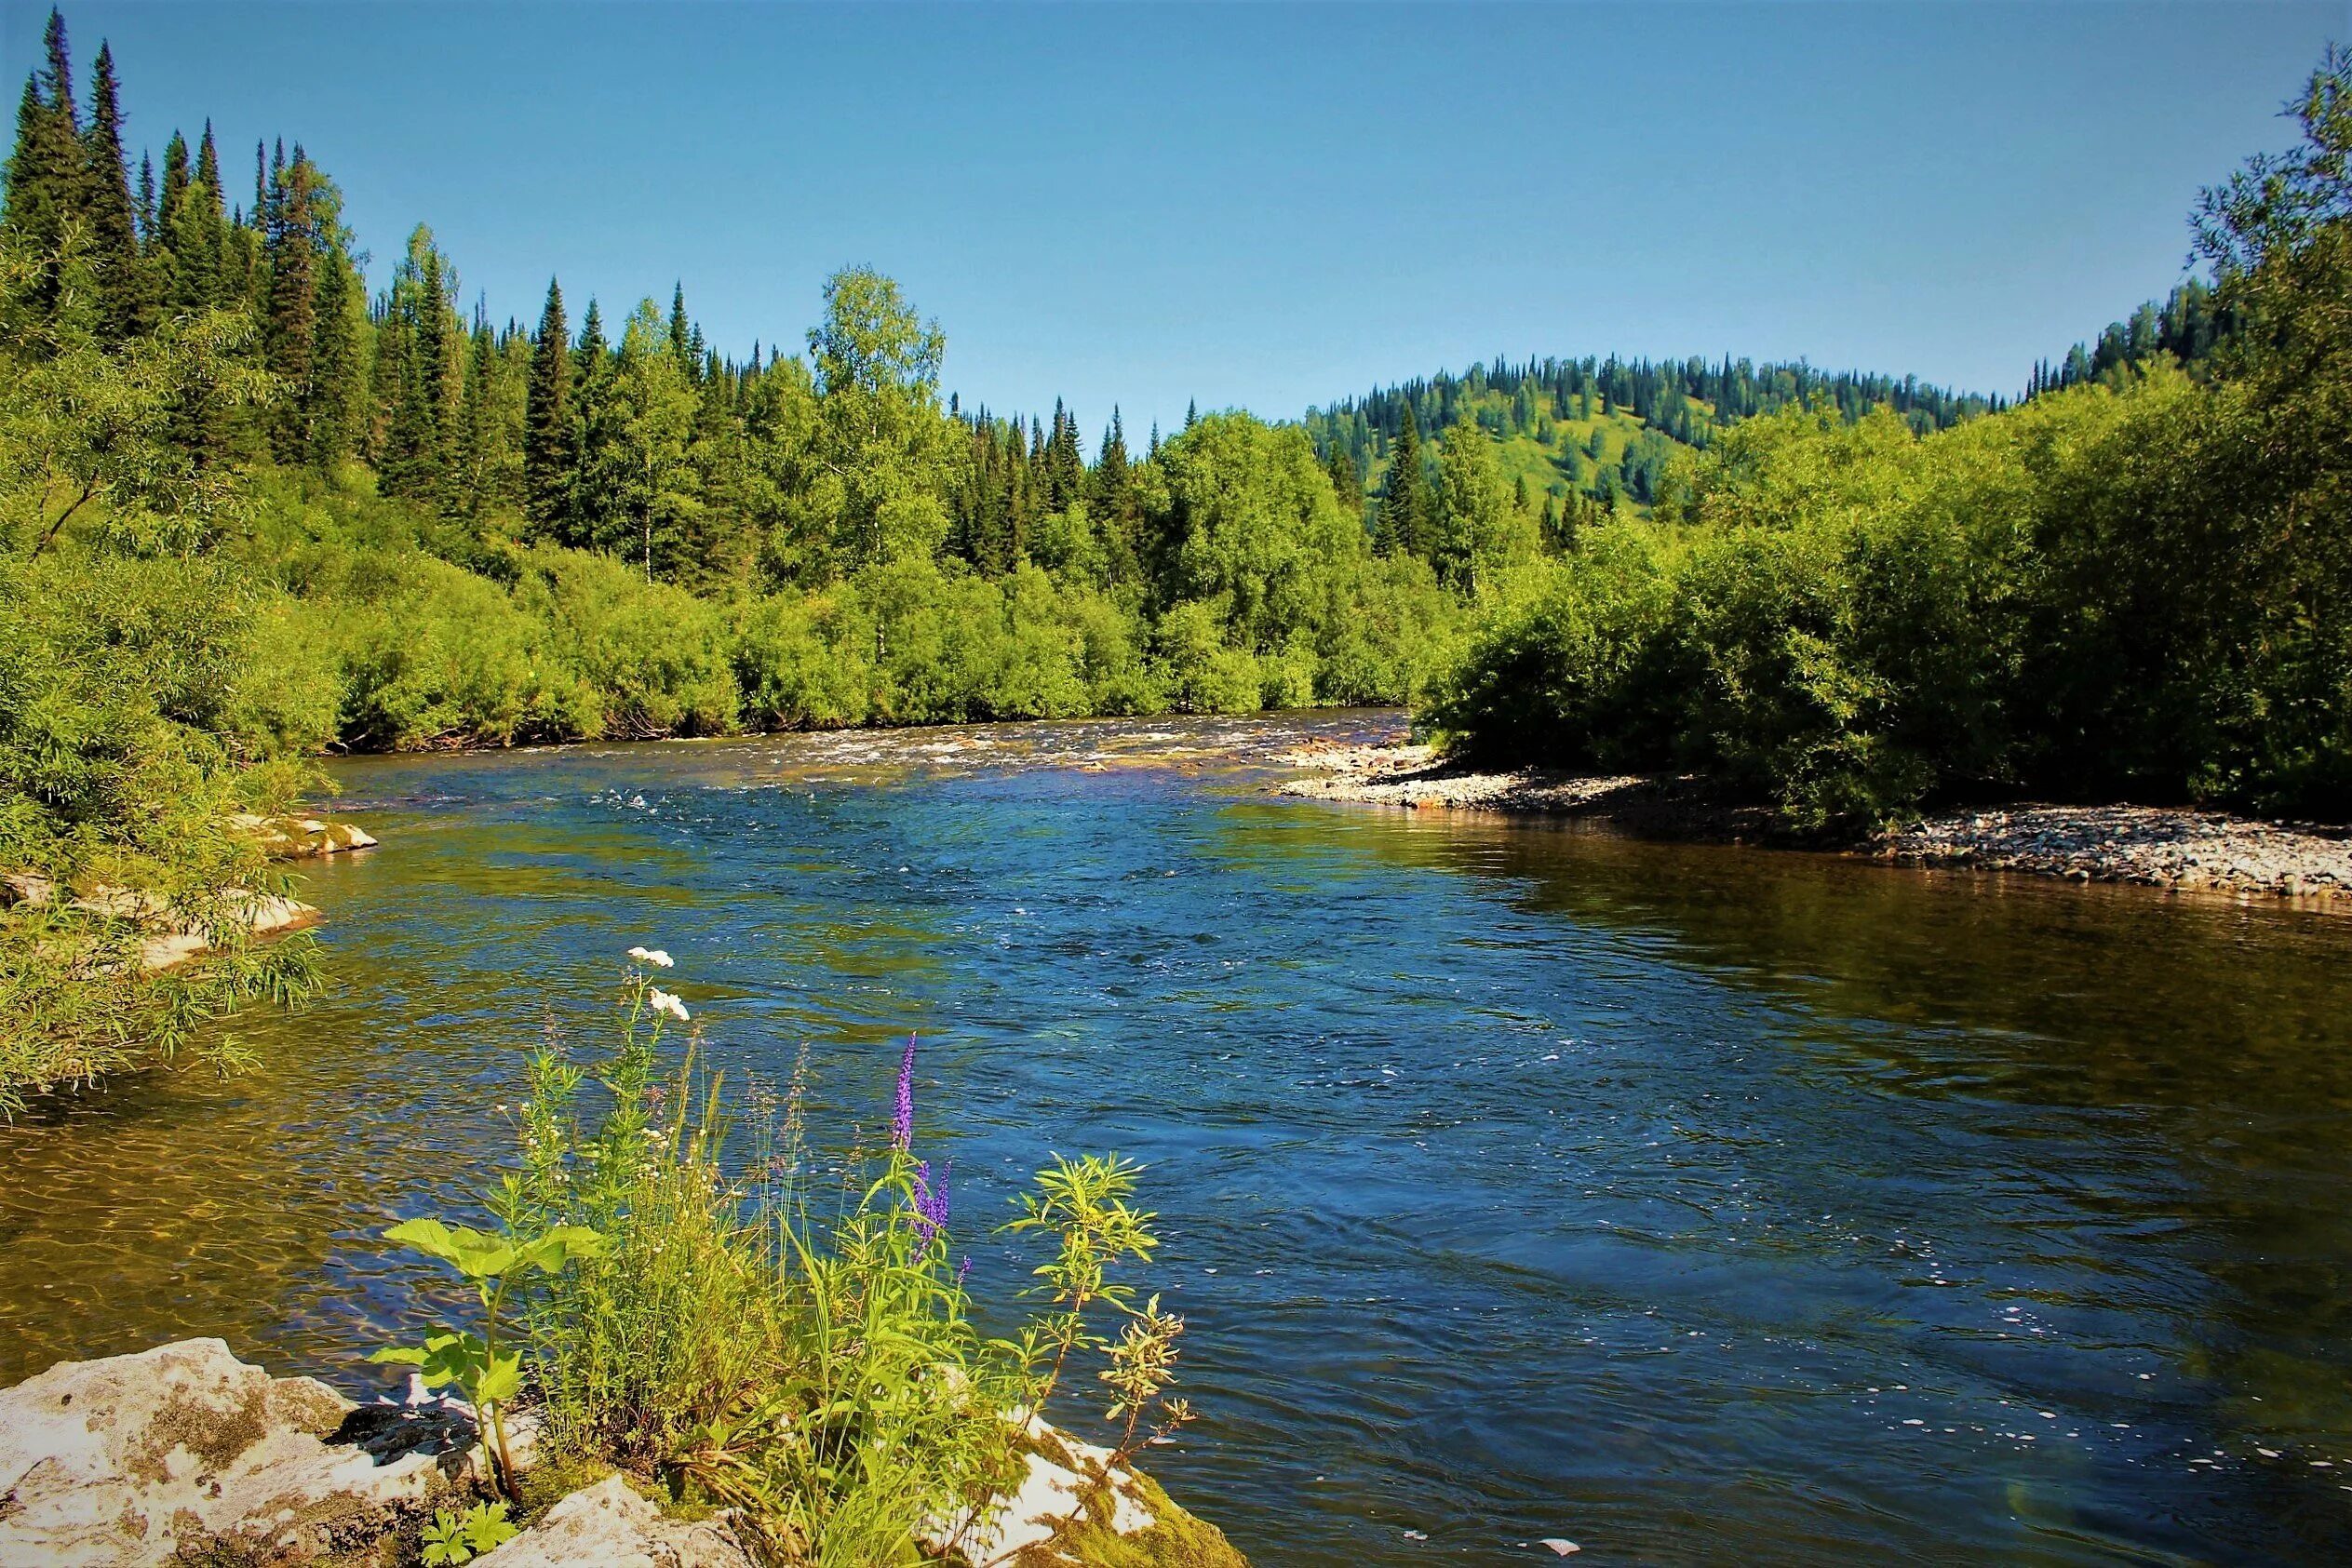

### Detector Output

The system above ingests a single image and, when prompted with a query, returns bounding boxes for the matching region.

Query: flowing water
[4,711,2351,1566]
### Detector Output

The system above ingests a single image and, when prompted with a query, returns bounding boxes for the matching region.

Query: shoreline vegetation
[0,954,1247,1567]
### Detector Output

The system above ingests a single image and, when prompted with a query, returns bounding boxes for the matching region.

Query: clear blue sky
[9,2,2345,439]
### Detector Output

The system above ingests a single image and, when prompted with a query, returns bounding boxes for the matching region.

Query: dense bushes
[217,439,1464,754]
[1430,363,2347,824]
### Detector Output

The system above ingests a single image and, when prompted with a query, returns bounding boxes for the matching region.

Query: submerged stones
[228,814,381,860]
[1878,805,2352,900]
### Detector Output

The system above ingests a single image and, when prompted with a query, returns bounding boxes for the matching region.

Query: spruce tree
[308,235,363,466]
[1091,408,1141,583]
[187,125,227,301]
[1044,397,1083,511]
[4,10,91,324]
[524,276,573,532]
[264,150,318,460]
[1378,404,1429,557]
[1324,438,1359,513]
[135,153,155,249]
[83,41,147,339]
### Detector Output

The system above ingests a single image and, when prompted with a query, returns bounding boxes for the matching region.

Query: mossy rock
[1017,1465,1248,1568]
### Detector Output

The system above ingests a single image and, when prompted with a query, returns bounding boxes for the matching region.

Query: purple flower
[913,1158,951,1244]
[892,1034,917,1152]
[957,1256,973,1286]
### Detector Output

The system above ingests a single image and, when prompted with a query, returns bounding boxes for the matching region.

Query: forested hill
[1304,355,2000,524]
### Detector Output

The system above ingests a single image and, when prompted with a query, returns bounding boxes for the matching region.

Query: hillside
[1304,354,2000,528]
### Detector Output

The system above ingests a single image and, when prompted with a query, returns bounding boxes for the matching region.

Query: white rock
[922,1414,1160,1564]
[0,1338,466,1567]
[470,1474,751,1568]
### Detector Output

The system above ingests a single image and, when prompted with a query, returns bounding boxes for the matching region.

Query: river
[3,711,2348,1565]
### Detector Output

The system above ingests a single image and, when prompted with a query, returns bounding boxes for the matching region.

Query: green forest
[1428,48,2349,827]
[3,7,2348,1097]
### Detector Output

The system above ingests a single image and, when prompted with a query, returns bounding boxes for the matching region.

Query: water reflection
[2,712,2347,1567]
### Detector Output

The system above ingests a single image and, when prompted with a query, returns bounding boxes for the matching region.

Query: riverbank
[0,1338,1242,1567]
[1277,743,2352,901]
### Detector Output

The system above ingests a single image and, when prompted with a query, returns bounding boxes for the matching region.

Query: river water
[4,711,2349,1566]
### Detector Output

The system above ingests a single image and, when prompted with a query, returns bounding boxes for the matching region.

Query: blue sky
[11,2,2344,439]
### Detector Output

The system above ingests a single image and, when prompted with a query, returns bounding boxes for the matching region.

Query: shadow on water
[3,713,2349,1567]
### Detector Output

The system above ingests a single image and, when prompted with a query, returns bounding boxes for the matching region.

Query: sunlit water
[5,711,2351,1566]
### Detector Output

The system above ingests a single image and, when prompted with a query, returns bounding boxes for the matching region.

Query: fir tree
[264,149,318,460]
[524,276,573,532]
[1089,408,1139,577]
[83,41,147,338]
[162,123,227,313]
[1378,403,1430,557]
[1324,437,1359,513]
[3,10,91,324]
[308,234,364,466]
[1044,396,1084,511]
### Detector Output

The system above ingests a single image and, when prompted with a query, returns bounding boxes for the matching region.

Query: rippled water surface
[6,711,2352,1566]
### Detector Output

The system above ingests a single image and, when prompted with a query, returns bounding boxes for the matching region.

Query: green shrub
[375,956,1197,1565]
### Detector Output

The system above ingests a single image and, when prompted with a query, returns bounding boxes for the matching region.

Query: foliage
[1004,1153,1194,1467]
[369,955,1196,1564]
[419,1500,519,1566]
[0,223,318,1108]
[370,1214,605,1498]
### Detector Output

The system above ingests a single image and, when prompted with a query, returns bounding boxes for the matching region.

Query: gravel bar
[1279,743,2351,902]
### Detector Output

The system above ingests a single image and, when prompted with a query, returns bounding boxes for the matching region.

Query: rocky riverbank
[0,1339,1244,1568]
[1278,743,2352,902]
[1275,744,1777,838]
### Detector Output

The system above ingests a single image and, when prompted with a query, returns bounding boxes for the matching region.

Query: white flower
[625,945,674,968]
[648,987,691,1023]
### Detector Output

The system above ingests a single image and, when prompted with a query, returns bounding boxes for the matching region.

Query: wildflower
[913,1159,951,1244]
[892,1034,918,1151]
[626,945,675,968]
[648,988,690,1023]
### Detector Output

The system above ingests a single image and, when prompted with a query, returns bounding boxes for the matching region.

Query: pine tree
[1324,438,1359,513]
[83,41,147,339]
[381,226,461,502]
[1090,407,1139,582]
[135,152,155,249]
[561,298,612,547]
[1044,397,1084,510]
[667,281,691,365]
[159,123,225,312]
[524,276,573,532]
[3,10,92,325]
[264,149,318,460]
[1378,403,1429,557]
[308,234,364,466]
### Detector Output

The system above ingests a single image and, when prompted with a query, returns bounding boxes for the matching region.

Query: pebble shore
[1278,744,2350,903]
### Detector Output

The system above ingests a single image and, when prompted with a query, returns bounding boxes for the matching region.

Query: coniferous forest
[4,10,2349,1092]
